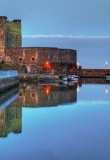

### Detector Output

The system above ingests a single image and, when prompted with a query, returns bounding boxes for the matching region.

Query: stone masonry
[0,16,77,73]
[0,16,21,57]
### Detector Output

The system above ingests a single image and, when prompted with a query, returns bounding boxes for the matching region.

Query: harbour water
[0,80,110,160]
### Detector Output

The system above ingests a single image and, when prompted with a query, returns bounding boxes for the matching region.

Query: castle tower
[0,16,22,58]
[0,106,22,137]
[0,16,7,57]
[12,19,22,48]
[6,19,22,48]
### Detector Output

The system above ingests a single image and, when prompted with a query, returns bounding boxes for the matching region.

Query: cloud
[23,35,110,39]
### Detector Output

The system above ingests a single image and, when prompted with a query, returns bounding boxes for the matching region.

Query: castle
[0,16,77,73]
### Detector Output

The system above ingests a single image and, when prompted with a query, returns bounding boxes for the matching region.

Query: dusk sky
[1,0,110,68]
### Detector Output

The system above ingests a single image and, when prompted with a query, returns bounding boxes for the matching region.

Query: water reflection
[0,82,77,138]
[78,77,110,85]
[0,87,18,110]
[19,82,77,107]
[0,78,110,138]
[0,87,22,137]
[0,79,110,160]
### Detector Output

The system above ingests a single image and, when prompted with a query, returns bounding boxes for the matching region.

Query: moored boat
[106,74,110,80]
[62,76,68,81]
[59,74,67,81]
[67,75,79,81]
[59,74,79,82]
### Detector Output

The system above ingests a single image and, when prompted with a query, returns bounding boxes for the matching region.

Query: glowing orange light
[46,89,49,94]
[44,61,51,69]
[44,86,51,94]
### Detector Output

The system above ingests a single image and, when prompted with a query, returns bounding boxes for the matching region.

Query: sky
[1,0,110,68]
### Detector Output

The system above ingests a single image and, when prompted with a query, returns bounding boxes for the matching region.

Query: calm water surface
[0,80,110,160]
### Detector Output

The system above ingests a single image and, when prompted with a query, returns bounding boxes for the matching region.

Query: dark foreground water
[0,80,110,160]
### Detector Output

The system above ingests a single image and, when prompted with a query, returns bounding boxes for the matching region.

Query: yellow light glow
[105,87,108,94]
[105,61,108,65]
[46,89,49,94]
[77,87,80,92]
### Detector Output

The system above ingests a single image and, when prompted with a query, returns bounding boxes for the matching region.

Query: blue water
[0,83,110,160]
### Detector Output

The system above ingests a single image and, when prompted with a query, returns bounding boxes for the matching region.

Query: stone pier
[0,70,19,92]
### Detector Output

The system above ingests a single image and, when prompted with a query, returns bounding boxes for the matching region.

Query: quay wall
[76,68,110,78]
[0,71,19,92]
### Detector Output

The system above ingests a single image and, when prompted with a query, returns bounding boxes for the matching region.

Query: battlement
[13,19,21,24]
[0,16,7,20]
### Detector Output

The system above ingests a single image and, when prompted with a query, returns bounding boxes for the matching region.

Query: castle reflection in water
[0,87,22,137]
[18,82,77,107]
[0,82,77,137]
[0,77,109,138]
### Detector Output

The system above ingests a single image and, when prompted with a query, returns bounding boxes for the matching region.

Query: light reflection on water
[0,80,110,160]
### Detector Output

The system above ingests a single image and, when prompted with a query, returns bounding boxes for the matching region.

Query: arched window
[30,92,35,98]
[18,57,22,62]
[31,57,35,61]
[19,93,23,98]
[32,57,35,61]
[30,57,36,63]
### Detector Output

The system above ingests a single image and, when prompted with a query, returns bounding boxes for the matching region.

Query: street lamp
[77,62,79,69]
[105,61,108,74]
[77,86,80,92]
[105,87,108,94]
[76,62,79,74]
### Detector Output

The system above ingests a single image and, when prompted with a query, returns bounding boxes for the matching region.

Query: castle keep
[0,16,77,73]
[0,16,22,57]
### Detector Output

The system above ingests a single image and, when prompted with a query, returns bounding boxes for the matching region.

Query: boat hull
[67,75,79,81]
[106,75,110,80]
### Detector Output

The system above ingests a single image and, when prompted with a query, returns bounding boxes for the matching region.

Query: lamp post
[77,62,79,69]
[105,61,108,93]
[105,87,108,94]
[77,62,79,75]
[105,61,108,74]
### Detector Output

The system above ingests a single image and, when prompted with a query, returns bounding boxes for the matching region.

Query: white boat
[59,74,79,81]
[67,75,79,81]
[62,76,68,81]
[106,74,110,80]
[59,74,68,81]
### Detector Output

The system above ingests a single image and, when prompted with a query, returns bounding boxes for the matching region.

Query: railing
[0,70,18,78]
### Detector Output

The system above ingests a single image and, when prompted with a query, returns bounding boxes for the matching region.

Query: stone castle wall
[0,16,6,57]
[0,16,77,73]
[0,16,22,57]
[5,47,77,73]
[5,19,22,48]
